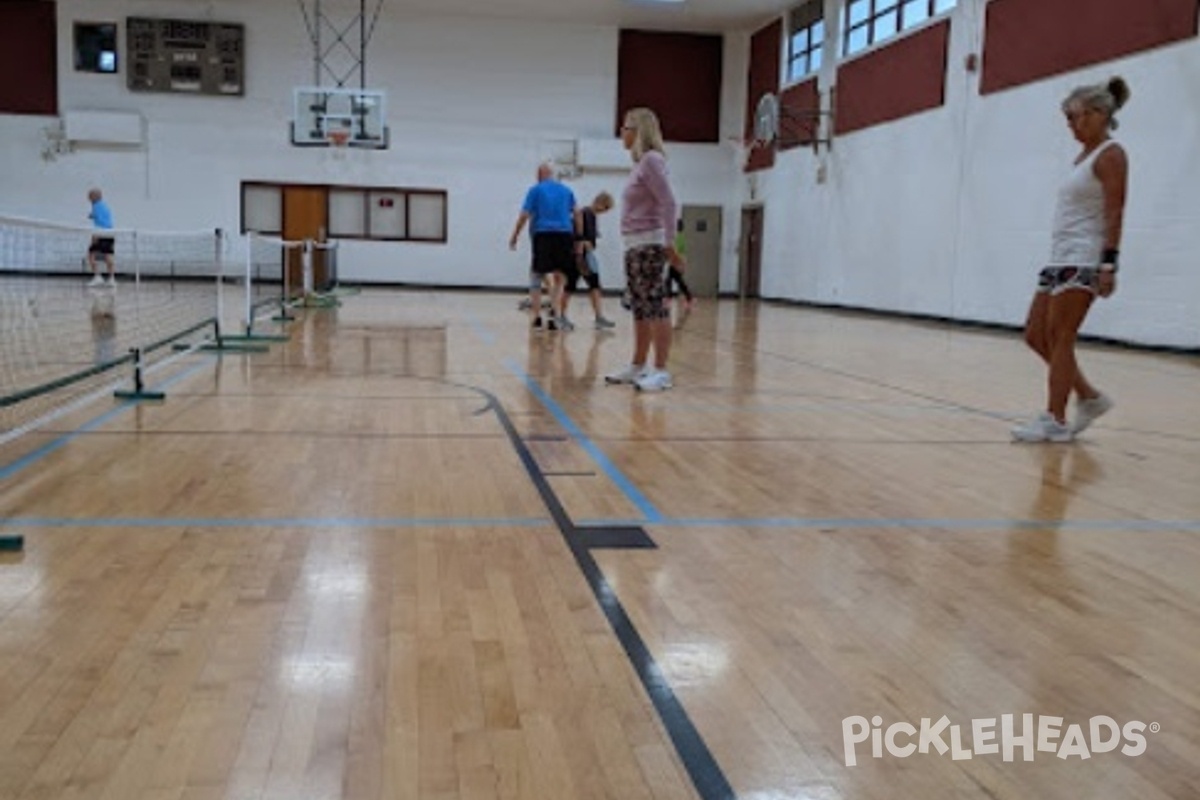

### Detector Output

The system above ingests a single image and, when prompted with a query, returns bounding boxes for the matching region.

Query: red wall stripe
[618,30,723,143]
[778,77,820,151]
[981,0,1199,95]
[0,1,58,116]
[834,20,950,136]
[745,20,782,172]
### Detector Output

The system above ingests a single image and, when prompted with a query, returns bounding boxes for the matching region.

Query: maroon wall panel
[617,30,723,143]
[745,19,782,172]
[835,20,949,136]
[778,77,820,151]
[0,1,58,115]
[982,0,1199,95]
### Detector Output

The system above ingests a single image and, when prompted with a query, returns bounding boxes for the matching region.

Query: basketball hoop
[326,129,350,149]
[728,136,769,171]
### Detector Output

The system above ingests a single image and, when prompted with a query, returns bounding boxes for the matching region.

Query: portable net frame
[0,214,225,441]
[241,232,305,336]
[294,239,344,308]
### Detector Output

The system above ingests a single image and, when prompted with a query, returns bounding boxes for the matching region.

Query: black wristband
[1101,248,1119,270]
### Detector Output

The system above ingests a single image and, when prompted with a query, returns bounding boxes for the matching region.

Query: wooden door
[739,206,763,299]
[282,186,328,292]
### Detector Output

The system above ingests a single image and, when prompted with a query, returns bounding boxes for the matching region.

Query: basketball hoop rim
[327,130,350,147]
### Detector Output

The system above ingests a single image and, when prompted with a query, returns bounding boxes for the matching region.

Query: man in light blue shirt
[508,164,576,330]
[87,187,116,286]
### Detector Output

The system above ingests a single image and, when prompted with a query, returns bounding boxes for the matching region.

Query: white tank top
[1048,140,1117,266]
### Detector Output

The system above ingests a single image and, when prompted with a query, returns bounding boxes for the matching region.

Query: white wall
[0,0,738,289]
[749,0,1200,349]
[7,1,1194,348]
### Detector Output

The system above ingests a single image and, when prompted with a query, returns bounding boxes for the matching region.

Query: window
[843,0,956,57]
[327,188,447,242]
[75,23,118,74]
[242,184,282,234]
[241,182,448,244]
[786,0,825,82]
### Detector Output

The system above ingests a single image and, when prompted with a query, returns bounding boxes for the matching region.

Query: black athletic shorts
[565,252,601,293]
[89,236,115,256]
[531,232,574,276]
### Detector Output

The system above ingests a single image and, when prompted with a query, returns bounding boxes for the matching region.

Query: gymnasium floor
[1,289,1197,799]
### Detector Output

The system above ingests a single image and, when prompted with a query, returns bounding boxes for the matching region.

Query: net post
[274,255,296,322]
[222,232,288,343]
[214,228,225,343]
[114,231,165,401]
[299,240,344,308]
[274,236,295,322]
[302,240,314,296]
[245,231,254,335]
[114,346,165,401]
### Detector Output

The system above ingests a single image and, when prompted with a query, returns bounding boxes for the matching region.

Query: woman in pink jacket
[605,107,685,392]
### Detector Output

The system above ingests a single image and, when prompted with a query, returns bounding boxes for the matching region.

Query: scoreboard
[127,17,245,96]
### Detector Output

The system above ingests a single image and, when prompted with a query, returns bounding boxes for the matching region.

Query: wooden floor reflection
[1,290,1197,800]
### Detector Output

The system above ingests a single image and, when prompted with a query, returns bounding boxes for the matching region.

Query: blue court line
[0,360,213,481]
[504,358,663,523]
[578,517,1200,533]
[0,517,548,529]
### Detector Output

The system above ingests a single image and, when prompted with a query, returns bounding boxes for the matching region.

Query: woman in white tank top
[1012,77,1130,443]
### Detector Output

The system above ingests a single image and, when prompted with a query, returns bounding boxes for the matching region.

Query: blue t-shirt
[91,200,113,230]
[522,180,575,234]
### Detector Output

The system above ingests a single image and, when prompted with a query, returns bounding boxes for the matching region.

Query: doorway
[282,185,329,291]
[678,205,722,297]
[738,206,763,299]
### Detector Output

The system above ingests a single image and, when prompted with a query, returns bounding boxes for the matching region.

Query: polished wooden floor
[1,290,1198,800]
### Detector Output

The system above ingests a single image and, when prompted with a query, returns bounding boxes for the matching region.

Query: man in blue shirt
[508,163,576,331]
[87,187,116,286]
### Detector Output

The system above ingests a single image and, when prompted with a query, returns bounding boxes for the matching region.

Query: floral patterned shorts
[1037,266,1099,295]
[624,245,670,321]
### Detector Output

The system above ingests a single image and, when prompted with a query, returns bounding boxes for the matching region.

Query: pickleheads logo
[842,715,1158,767]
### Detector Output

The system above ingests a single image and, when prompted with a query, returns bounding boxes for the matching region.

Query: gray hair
[1062,76,1131,130]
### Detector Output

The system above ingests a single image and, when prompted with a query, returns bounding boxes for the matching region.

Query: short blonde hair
[623,107,665,162]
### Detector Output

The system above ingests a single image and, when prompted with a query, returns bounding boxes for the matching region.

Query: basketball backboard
[291,86,389,148]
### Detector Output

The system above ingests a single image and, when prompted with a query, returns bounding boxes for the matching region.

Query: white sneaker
[634,369,673,392]
[1072,393,1113,434]
[106,275,117,286]
[88,275,105,286]
[605,364,646,384]
[1011,412,1073,443]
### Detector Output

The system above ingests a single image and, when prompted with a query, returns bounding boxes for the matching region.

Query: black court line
[479,387,735,800]
[579,526,658,549]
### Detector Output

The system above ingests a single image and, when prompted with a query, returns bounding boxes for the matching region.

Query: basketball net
[327,129,350,160]
[728,136,768,171]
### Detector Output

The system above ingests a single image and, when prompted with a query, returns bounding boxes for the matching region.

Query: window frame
[240,182,448,244]
[785,0,826,83]
[74,22,119,74]
[842,0,956,58]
